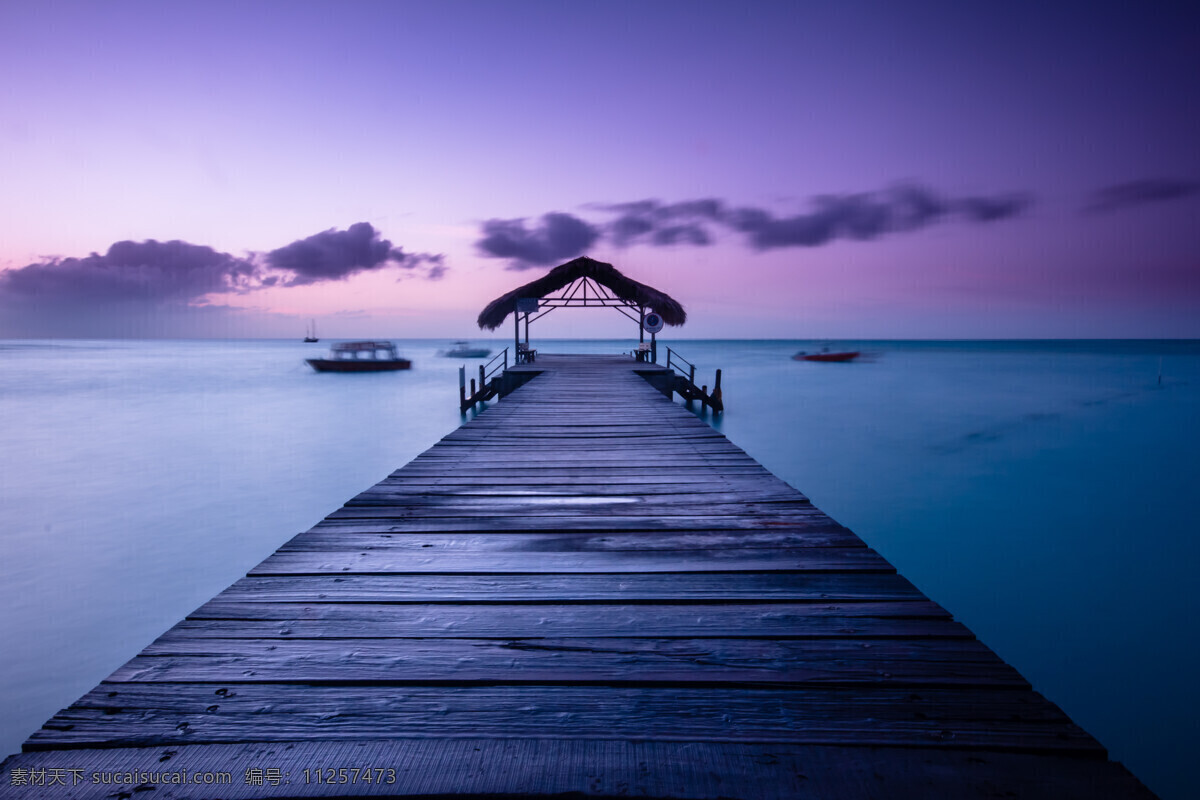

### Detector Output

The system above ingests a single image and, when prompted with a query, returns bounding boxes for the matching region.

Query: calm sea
[1,338,1197,798]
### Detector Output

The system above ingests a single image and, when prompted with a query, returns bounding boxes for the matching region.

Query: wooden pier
[1,356,1153,798]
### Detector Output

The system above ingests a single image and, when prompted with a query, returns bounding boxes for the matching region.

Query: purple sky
[1,1,1197,338]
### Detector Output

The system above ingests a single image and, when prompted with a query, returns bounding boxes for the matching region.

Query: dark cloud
[956,194,1032,222]
[591,198,725,221]
[265,222,442,284]
[729,193,896,248]
[0,240,259,304]
[1085,179,1200,213]
[0,224,446,314]
[728,187,1029,250]
[476,212,600,269]
[596,198,727,247]
[609,214,655,245]
[663,199,725,220]
[889,185,949,230]
[653,224,711,246]
[481,184,1032,262]
[725,204,840,248]
[397,252,447,280]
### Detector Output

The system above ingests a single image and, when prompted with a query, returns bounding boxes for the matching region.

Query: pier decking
[1,355,1153,798]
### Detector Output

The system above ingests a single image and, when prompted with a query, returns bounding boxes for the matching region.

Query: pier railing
[666,347,695,384]
[665,347,723,412]
[484,347,509,380]
[459,347,509,412]
[458,348,722,414]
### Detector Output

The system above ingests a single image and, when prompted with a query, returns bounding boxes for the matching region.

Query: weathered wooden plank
[169,599,960,640]
[383,469,780,481]
[375,477,798,492]
[105,637,1021,687]
[280,530,863,552]
[411,437,745,447]
[337,497,819,513]
[51,683,1075,725]
[188,599,948,622]
[307,516,847,534]
[249,547,893,575]
[434,455,752,464]
[422,432,736,440]
[350,488,806,505]
[214,572,928,603]
[431,440,736,449]
[430,443,741,453]
[324,510,840,527]
[30,684,1096,753]
[413,444,753,453]
[404,467,766,478]
[384,469,779,481]
[164,618,966,640]
[328,501,825,520]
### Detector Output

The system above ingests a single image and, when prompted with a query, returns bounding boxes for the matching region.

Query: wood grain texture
[104,636,1010,686]
[30,684,1095,752]
[213,572,929,603]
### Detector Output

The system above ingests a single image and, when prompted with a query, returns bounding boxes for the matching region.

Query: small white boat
[440,341,492,358]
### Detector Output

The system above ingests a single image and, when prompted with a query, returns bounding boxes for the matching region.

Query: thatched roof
[477,256,687,330]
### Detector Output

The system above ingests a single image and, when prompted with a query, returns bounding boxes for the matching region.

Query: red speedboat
[793,350,860,362]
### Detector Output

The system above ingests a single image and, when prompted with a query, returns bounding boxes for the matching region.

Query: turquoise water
[1,338,1196,798]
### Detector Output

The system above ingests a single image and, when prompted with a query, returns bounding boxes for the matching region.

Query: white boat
[440,341,492,358]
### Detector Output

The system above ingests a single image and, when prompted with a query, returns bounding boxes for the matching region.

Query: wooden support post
[514,312,520,357]
[459,366,466,412]
[689,364,695,386]
[479,364,486,393]
[470,378,476,401]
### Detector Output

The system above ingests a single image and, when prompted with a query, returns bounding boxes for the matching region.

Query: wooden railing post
[459,366,467,412]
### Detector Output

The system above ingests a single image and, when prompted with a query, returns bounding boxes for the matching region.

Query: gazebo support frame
[514,276,648,357]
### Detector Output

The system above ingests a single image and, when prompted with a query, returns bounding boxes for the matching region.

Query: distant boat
[306,341,411,372]
[303,320,319,343]
[440,341,492,359]
[793,349,860,363]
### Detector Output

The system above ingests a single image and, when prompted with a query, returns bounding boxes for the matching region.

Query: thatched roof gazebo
[478,256,686,361]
